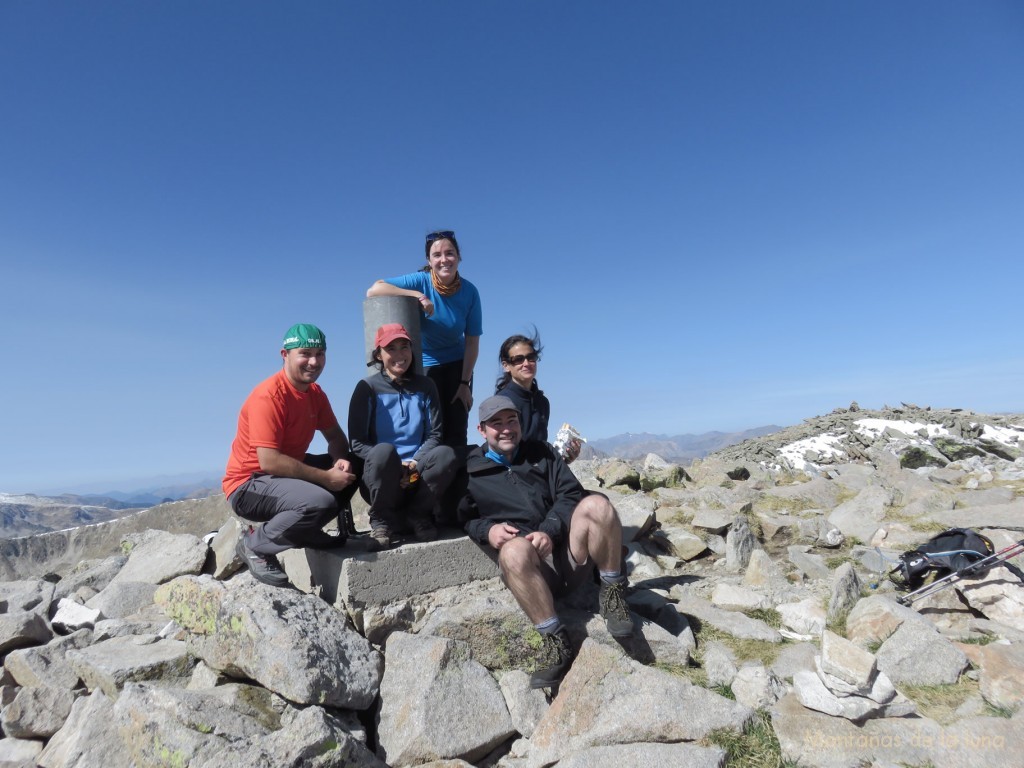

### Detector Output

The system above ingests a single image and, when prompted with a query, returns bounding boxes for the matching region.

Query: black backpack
[889,528,996,590]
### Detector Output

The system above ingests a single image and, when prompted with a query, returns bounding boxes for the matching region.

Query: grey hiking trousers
[228,453,358,555]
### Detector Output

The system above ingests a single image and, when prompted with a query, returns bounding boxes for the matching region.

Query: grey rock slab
[661,529,707,560]
[0,579,55,614]
[521,639,753,768]
[85,580,157,619]
[689,510,733,534]
[969,617,1024,645]
[671,594,782,642]
[710,583,771,611]
[576,612,691,668]
[3,628,92,689]
[797,517,845,548]
[36,687,115,768]
[208,517,244,579]
[154,574,382,709]
[417,591,532,669]
[701,640,738,687]
[786,545,831,581]
[959,566,1024,633]
[67,635,194,699]
[793,669,885,720]
[954,486,1015,506]
[92,615,169,640]
[819,630,876,690]
[827,562,862,621]
[194,700,384,768]
[38,682,383,768]
[0,610,52,655]
[0,685,78,738]
[640,464,686,492]
[770,641,818,682]
[777,598,826,636]
[52,555,128,600]
[875,619,969,685]
[928,500,1024,531]
[813,656,896,704]
[742,548,781,587]
[498,670,549,739]
[731,663,786,709]
[551,742,727,768]
[0,737,43,766]
[109,529,207,586]
[756,513,800,547]
[772,692,1024,768]
[845,593,930,648]
[50,598,100,632]
[827,463,876,492]
[967,641,1024,710]
[725,515,757,571]
[827,485,892,543]
[594,461,640,490]
[759,475,842,511]
[187,659,224,690]
[376,632,515,766]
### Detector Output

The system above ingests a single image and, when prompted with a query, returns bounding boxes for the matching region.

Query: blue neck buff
[485,448,514,467]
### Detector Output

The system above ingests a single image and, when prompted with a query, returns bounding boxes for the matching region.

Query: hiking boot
[599,580,634,638]
[530,628,573,689]
[235,535,290,588]
[409,513,438,542]
[369,519,392,551]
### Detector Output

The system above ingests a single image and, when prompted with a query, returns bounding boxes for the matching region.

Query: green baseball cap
[282,323,326,350]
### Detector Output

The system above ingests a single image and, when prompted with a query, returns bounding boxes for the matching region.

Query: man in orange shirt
[223,323,357,588]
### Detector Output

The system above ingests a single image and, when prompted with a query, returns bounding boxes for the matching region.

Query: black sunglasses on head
[426,230,455,242]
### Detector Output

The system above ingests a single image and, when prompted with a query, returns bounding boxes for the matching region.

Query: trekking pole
[896,539,1024,606]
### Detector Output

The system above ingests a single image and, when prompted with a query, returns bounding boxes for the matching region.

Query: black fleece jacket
[460,440,583,547]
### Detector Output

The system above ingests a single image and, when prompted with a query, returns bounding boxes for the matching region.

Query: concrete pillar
[362,296,423,371]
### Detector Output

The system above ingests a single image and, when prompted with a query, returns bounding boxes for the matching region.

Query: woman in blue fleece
[348,324,457,550]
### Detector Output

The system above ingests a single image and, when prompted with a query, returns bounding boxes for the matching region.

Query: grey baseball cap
[478,395,520,423]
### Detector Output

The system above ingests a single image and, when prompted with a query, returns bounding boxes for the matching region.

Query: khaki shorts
[484,537,595,597]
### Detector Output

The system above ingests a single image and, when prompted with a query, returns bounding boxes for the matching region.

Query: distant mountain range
[587,426,783,462]
[2,428,780,538]
[0,479,221,539]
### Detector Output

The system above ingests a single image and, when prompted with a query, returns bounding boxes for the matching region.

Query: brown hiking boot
[599,580,634,638]
[409,513,438,542]
[530,628,573,689]
[369,519,392,551]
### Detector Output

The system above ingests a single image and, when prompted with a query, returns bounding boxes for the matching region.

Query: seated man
[460,395,635,688]
[223,323,357,588]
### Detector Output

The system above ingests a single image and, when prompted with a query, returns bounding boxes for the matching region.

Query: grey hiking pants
[228,453,358,555]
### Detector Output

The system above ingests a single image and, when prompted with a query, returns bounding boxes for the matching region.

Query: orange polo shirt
[222,369,339,497]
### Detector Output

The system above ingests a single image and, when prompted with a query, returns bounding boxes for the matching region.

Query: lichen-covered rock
[154,574,382,709]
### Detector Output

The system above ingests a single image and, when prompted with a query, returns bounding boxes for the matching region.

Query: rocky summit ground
[0,402,1022,768]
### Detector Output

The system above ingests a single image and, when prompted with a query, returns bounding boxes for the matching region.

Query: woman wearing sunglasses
[495,329,581,463]
[367,230,482,450]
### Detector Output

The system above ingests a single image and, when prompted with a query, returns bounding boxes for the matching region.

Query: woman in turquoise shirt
[366,230,482,450]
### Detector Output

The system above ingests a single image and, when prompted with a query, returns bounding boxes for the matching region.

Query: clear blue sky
[2,1,1022,494]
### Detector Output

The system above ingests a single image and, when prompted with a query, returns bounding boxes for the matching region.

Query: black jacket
[460,440,583,546]
[495,380,551,444]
